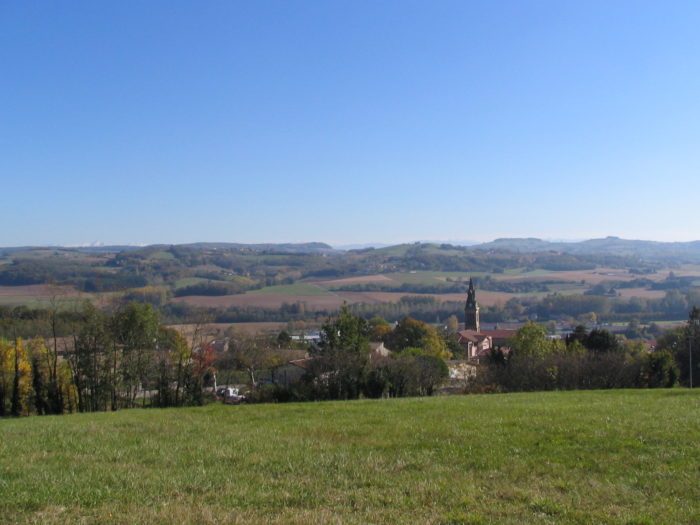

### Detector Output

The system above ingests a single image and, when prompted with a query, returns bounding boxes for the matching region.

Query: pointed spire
[464,277,480,331]
[466,277,476,305]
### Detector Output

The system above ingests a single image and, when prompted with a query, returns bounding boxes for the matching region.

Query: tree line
[474,311,700,393]
[0,302,457,417]
[267,308,450,402]
[0,302,211,417]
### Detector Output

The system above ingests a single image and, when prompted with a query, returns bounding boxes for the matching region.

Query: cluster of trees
[476,320,687,392]
[654,306,700,387]
[270,308,450,402]
[0,302,213,417]
[0,301,456,416]
[173,281,245,297]
[0,337,74,416]
[0,258,148,291]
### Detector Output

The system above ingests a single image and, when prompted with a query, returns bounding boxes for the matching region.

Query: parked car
[217,386,246,405]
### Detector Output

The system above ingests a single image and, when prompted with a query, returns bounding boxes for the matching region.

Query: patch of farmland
[336,290,517,306]
[249,283,333,295]
[500,268,554,277]
[497,268,635,284]
[173,277,215,289]
[172,293,345,310]
[386,272,447,285]
[430,271,493,282]
[0,285,90,307]
[315,274,400,287]
[0,284,83,298]
[617,288,667,299]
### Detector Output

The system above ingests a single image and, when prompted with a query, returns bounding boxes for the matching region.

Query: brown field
[498,267,700,285]
[173,287,587,311]
[0,284,96,307]
[496,268,638,284]
[172,293,346,311]
[335,291,516,307]
[617,288,667,299]
[315,274,399,287]
[0,284,80,298]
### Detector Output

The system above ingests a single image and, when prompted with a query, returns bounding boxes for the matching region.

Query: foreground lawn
[1,390,699,524]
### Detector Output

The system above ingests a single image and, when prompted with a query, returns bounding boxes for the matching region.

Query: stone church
[457,278,516,361]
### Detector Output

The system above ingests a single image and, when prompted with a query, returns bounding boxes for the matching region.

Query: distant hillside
[473,236,700,262]
[4,237,700,260]
[0,242,338,256]
[179,242,337,254]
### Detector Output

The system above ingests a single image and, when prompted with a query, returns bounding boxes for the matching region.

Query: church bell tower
[464,278,480,332]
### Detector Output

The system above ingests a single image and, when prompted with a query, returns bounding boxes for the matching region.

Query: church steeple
[464,278,480,332]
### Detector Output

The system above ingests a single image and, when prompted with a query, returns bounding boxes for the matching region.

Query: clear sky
[2,1,699,247]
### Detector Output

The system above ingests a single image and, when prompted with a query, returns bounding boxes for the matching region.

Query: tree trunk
[11,342,21,417]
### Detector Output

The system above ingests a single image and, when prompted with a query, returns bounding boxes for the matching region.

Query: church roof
[457,329,517,342]
[457,330,490,343]
[482,329,518,340]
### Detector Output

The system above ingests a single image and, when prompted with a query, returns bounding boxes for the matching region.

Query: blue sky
[2,1,699,247]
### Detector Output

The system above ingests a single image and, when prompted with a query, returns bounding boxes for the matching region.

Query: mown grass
[1,390,699,524]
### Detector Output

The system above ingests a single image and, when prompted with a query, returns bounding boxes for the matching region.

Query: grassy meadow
[1,390,699,524]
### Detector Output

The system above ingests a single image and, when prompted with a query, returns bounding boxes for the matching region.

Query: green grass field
[386,271,475,285]
[2,390,699,524]
[386,269,557,285]
[249,283,334,296]
[173,277,216,289]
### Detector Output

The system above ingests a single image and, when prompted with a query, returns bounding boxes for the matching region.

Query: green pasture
[0,296,84,308]
[386,269,564,286]
[147,250,176,260]
[249,283,333,296]
[501,268,557,277]
[174,276,254,290]
[1,390,699,524]
[173,277,215,289]
[0,296,50,307]
[386,271,483,285]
